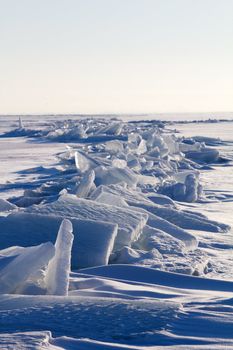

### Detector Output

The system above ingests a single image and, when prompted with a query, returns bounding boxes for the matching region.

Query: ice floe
[0,116,233,349]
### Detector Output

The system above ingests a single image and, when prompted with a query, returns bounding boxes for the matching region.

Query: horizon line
[0,111,233,117]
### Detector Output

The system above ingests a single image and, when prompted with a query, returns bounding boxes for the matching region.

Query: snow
[1,115,233,349]
[81,264,233,292]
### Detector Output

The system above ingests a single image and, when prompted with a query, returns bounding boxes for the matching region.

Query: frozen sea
[0,114,233,349]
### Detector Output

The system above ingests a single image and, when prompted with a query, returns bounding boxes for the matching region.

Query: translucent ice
[44,219,73,296]
[0,242,55,294]
[76,170,95,198]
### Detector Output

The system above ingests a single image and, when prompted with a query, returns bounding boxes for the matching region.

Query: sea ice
[0,212,118,269]
[26,194,148,251]
[0,198,17,212]
[94,165,138,187]
[0,116,233,349]
[0,242,55,294]
[75,170,95,198]
[44,219,73,296]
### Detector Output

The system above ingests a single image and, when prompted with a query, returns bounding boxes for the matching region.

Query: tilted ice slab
[191,135,223,146]
[143,210,198,251]
[75,169,95,198]
[104,139,124,154]
[91,183,157,206]
[95,121,123,136]
[94,191,129,208]
[75,150,99,173]
[0,212,117,269]
[0,242,55,294]
[91,185,198,250]
[135,225,186,255]
[185,147,220,163]
[146,192,175,206]
[0,198,17,212]
[94,165,138,187]
[0,220,74,296]
[92,184,229,233]
[44,219,73,296]
[138,203,230,233]
[26,194,148,251]
[110,245,163,267]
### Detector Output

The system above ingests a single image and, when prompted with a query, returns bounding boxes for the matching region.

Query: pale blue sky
[1,0,233,114]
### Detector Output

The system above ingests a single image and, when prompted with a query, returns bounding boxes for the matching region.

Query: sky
[0,0,233,114]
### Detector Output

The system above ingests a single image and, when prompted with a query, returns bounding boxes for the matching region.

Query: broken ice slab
[145,193,175,206]
[104,140,124,154]
[91,183,164,207]
[110,245,162,265]
[74,151,99,173]
[136,139,147,155]
[18,116,24,129]
[94,192,129,208]
[135,225,186,255]
[44,219,73,296]
[26,194,148,251]
[111,158,127,168]
[0,212,117,269]
[90,185,197,251]
[91,184,229,233]
[94,165,138,187]
[0,242,55,294]
[75,170,95,198]
[95,122,123,136]
[136,174,160,187]
[184,148,220,163]
[119,205,198,251]
[137,203,230,233]
[0,198,17,212]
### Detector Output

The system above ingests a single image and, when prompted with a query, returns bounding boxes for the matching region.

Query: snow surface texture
[0,116,233,349]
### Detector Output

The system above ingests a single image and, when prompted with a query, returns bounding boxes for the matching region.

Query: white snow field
[0,115,233,349]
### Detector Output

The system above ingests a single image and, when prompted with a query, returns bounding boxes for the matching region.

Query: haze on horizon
[1,0,233,115]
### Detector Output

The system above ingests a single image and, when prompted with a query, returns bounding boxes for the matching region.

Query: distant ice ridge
[1,117,230,277]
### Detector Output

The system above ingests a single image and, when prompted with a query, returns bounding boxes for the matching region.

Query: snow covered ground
[0,115,233,349]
